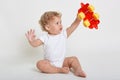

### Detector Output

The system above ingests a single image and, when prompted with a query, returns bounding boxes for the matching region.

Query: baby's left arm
[66,17,81,38]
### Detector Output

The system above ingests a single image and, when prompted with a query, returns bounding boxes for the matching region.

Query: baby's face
[47,16,63,35]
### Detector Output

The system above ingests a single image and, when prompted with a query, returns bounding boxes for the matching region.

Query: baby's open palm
[25,29,36,42]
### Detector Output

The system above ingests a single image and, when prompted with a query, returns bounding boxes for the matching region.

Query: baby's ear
[45,25,50,31]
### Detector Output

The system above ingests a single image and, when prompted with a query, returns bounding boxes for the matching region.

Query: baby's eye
[56,21,62,25]
[56,22,60,25]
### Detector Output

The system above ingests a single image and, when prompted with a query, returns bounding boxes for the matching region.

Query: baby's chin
[49,31,62,35]
[56,30,62,35]
[50,28,63,35]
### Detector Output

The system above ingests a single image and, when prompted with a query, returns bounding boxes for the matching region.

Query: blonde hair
[39,11,62,31]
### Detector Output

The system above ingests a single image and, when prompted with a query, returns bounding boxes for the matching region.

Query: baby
[26,11,86,77]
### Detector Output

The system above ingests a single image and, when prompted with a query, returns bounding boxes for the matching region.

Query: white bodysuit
[39,30,67,67]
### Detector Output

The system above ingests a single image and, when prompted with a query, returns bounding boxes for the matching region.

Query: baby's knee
[71,56,78,60]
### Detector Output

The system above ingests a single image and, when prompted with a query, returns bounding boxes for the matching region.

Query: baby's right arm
[25,29,43,47]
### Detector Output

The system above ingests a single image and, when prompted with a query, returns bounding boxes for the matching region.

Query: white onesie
[39,30,67,68]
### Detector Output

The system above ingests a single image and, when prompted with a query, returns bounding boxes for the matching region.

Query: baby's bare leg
[36,60,69,74]
[63,56,86,77]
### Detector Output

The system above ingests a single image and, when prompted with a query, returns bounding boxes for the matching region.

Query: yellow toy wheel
[83,20,90,27]
[78,12,85,20]
[93,13,99,20]
[88,5,94,12]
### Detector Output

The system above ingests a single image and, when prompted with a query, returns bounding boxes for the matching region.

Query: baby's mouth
[60,27,62,31]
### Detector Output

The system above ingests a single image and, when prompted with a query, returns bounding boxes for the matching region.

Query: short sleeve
[39,33,48,44]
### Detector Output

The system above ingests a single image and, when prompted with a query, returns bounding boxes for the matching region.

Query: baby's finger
[29,29,32,34]
[30,29,35,35]
[31,29,35,34]
[25,33,28,39]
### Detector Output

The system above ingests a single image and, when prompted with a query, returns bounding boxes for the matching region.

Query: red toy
[78,3,100,29]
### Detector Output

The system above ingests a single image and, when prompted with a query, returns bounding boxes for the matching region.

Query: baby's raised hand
[25,29,36,43]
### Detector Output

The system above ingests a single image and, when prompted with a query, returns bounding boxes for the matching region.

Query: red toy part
[78,3,100,29]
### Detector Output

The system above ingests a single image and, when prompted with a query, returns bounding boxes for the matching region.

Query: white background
[0,0,120,80]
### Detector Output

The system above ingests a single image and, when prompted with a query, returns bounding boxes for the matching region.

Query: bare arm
[66,17,81,38]
[25,29,43,47]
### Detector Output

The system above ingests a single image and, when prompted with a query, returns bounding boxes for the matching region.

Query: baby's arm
[25,29,43,47]
[66,16,81,37]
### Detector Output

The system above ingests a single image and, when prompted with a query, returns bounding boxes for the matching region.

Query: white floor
[0,61,120,80]
[0,64,86,80]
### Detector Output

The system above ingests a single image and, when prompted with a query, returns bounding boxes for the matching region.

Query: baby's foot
[74,68,86,78]
[60,67,69,73]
